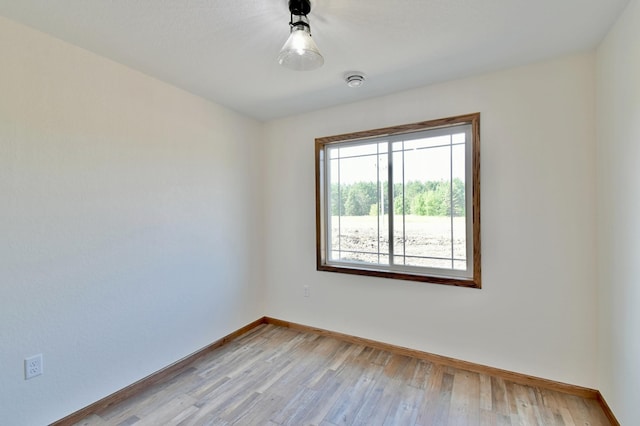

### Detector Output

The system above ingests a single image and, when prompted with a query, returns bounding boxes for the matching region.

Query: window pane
[401,134,450,151]
[330,214,389,265]
[392,150,405,258]
[377,152,389,258]
[339,143,383,158]
[454,260,467,271]
[404,143,451,183]
[327,142,389,266]
[403,216,452,267]
[451,143,467,268]
[402,144,452,266]
[452,132,466,145]
[405,256,453,269]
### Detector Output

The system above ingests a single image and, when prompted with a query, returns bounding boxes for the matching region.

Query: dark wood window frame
[315,113,481,288]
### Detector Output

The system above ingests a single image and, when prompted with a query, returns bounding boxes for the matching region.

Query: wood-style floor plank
[72,324,612,426]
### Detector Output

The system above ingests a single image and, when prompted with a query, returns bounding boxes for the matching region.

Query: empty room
[1,0,638,425]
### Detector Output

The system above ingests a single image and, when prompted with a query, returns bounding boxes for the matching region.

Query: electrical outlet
[24,354,43,380]
[304,285,310,297]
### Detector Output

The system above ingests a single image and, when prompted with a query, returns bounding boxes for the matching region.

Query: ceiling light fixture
[345,72,366,88]
[278,0,324,71]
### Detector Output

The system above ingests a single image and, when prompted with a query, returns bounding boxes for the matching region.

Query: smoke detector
[345,72,366,88]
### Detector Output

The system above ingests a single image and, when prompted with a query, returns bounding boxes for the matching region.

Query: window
[315,113,481,288]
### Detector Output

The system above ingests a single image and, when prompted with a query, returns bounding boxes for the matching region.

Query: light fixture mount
[288,0,311,18]
[278,0,324,71]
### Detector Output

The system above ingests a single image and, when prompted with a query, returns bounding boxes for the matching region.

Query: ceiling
[0,0,630,121]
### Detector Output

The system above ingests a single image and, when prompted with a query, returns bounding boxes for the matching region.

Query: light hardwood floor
[73,324,611,426]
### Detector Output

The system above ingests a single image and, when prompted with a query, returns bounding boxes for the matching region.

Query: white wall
[0,16,263,425]
[596,0,640,423]
[263,54,599,389]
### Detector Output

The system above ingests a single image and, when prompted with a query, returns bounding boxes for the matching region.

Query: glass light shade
[277,25,324,71]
